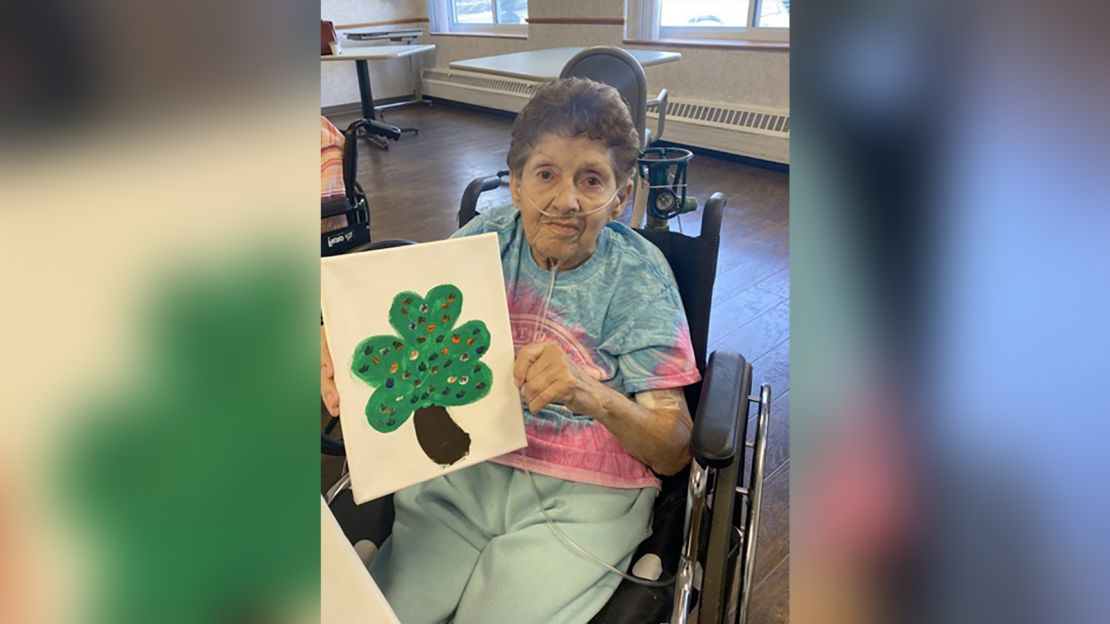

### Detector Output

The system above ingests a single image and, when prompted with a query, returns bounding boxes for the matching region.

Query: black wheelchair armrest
[690,350,750,468]
[321,196,356,219]
[681,350,753,624]
[459,175,504,228]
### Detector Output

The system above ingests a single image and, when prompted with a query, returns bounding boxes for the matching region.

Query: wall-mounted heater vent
[655,100,789,138]
[424,69,538,98]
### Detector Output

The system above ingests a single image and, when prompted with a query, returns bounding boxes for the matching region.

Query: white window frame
[628,0,788,44]
[429,0,528,36]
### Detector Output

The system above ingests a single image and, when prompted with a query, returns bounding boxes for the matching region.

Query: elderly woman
[321,78,700,623]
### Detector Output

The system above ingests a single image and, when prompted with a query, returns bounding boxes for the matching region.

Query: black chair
[559,46,669,149]
[325,180,773,624]
[320,118,403,257]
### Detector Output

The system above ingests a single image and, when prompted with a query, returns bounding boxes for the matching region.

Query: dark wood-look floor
[323,102,789,623]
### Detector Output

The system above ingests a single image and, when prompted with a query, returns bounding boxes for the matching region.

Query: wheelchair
[323,176,773,624]
[320,117,403,257]
[323,46,772,623]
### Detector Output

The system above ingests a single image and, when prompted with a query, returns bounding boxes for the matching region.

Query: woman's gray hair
[506,78,640,188]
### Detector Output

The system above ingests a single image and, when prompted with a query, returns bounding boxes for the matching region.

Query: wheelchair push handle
[647,88,668,145]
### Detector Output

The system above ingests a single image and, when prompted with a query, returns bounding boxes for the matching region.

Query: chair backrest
[321,119,373,257]
[457,181,726,413]
[559,46,649,150]
[321,116,346,202]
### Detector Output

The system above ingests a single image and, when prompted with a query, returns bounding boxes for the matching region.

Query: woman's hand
[513,342,604,416]
[513,341,693,476]
[321,325,341,417]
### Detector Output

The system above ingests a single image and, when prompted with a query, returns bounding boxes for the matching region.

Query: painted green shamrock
[351,284,493,464]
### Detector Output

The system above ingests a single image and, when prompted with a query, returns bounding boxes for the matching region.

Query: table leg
[410,53,424,102]
[354,59,390,149]
[354,59,376,121]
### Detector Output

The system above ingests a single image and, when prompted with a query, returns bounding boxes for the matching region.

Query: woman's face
[511,133,633,270]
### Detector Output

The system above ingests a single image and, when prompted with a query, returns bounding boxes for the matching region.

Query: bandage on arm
[591,386,693,476]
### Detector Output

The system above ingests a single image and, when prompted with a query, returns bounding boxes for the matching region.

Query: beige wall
[321,0,788,111]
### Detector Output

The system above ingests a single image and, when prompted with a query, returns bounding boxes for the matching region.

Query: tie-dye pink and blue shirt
[452,205,700,489]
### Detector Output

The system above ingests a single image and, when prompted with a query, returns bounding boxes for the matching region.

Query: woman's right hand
[321,325,340,417]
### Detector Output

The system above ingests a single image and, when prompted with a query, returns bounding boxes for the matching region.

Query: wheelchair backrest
[559,47,650,150]
[321,118,373,257]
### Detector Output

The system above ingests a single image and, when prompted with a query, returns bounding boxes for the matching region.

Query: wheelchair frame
[461,177,774,623]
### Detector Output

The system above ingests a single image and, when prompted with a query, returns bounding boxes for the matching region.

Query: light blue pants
[368,462,657,624]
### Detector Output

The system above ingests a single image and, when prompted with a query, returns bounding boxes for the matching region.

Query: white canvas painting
[321,233,526,503]
[320,496,400,624]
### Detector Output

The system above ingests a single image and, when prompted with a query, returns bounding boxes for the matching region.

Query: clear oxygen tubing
[520,255,675,589]
[519,179,619,218]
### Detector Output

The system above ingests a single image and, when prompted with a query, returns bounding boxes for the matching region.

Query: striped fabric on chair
[321,117,347,232]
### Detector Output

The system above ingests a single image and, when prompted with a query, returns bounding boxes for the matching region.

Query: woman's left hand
[514,342,694,476]
[513,342,604,416]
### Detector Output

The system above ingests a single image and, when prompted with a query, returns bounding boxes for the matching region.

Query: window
[429,0,528,36]
[629,0,788,44]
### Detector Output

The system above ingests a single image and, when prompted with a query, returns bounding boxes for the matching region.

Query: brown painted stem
[413,405,471,466]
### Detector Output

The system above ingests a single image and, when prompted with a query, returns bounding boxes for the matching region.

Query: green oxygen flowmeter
[638,147,698,230]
